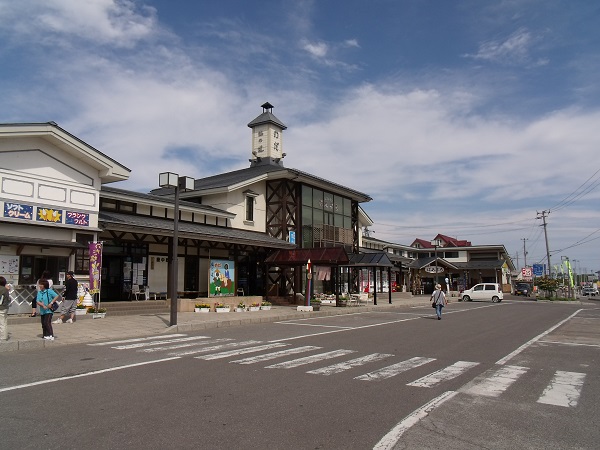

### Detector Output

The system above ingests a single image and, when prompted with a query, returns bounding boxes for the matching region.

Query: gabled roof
[0,122,130,183]
[150,164,372,203]
[407,257,459,270]
[411,238,434,249]
[434,234,471,247]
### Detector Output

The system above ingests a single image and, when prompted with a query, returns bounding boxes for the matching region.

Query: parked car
[460,283,503,303]
[514,283,531,297]
[581,287,599,296]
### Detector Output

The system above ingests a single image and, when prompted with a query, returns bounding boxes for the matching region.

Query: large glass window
[301,185,353,248]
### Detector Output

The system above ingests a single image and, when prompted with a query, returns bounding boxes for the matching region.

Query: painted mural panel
[209,259,235,296]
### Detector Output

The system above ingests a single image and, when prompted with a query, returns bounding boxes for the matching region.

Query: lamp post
[561,256,571,298]
[159,172,195,326]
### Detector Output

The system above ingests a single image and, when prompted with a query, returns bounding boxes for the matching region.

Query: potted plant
[75,304,88,315]
[214,302,230,313]
[235,301,246,312]
[249,302,261,311]
[260,301,272,311]
[88,307,107,319]
[310,298,321,311]
[195,303,211,313]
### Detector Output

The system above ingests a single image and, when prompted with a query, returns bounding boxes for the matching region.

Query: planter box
[249,306,260,311]
[92,313,106,319]
[75,309,87,315]
[260,305,272,310]
[215,307,230,313]
[235,307,245,312]
[198,308,210,313]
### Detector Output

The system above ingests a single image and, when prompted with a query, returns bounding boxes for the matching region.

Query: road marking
[539,340,600,348]
[461,364,528,397]
[195,343,289,360]
[407,361,480,388]
[112,335,211,349]
[266,349,355,369]
[373,391,458,450]
[496,309,583,365]
[355,357,435,381]
[538,371,586,407]
[277,322,355,329]
[231,346,322,364]
[0,357,180,393]
[88,334,188,346]
[307,353,393,376]
[168,340,263,357]
[139,338,233,353]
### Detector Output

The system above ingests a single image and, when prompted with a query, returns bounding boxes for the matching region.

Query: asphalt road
[1,298,599,449]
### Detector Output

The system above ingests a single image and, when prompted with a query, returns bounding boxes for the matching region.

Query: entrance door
[102,255,124,301]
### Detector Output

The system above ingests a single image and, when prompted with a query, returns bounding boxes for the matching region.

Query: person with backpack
[431,283,448,320]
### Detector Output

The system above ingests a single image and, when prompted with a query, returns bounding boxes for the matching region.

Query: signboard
[209,259,235,297]
[289,231,296,244]
[424,266,445,274]
[532,264,544,277]
[521,267,533,278]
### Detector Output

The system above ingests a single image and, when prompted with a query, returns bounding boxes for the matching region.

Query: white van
[461,283,503,303]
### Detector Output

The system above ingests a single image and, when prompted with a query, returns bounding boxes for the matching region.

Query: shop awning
[265,247,349,265]
[348,252,394,267]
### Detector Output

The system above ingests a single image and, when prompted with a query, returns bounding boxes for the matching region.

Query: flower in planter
[237,301,246,308]
[214,302,226,309]
[261,301,272,307]
[310,298,322,304]
[251,302,261,307]
[195,303,211,309]
[76,304,87,310]
[88,307,107,313]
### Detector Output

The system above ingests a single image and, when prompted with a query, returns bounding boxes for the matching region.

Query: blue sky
[1,0,599,276]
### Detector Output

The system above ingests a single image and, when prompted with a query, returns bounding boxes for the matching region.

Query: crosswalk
[89,334,587,408]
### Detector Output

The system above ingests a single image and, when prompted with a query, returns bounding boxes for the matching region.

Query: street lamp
[159,172,195,326]
[561,256,571,298]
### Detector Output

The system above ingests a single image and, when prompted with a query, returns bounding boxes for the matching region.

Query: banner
[89,242,103,294]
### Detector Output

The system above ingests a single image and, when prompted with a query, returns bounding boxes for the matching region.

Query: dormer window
[243,190,259,223]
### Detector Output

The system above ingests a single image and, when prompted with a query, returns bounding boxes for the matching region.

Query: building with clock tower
[248,102,286,166]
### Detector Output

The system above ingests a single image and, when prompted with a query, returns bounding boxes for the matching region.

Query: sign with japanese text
[66,211,90,226]
[89,242,103,294]
[3,202,33,220]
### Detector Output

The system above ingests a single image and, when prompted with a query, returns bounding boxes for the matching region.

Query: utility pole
[521,238,528,268]
[537,210,551,276]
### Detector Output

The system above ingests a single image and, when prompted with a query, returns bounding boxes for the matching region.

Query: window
[245,195,254,222]
[74,233,94,274]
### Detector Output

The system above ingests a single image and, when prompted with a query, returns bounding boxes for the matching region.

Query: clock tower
[247,102,287,167]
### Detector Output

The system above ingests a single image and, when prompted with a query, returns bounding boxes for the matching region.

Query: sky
[1,0,599,277]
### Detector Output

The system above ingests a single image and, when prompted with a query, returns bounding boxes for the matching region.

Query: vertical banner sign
[89,242,103,294]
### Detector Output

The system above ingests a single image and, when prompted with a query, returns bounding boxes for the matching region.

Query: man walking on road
[54,271,78,324]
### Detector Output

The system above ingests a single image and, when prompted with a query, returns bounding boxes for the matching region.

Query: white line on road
[88,334,188,346]
[307,353,393,376]
[538,371,586,407]
[0,357,181,394]
[373,391,458,450]
[274,322,355,329]
[231,346,322,364]
[407,361,480,388]
[496,309,583,365]
[139,338,233,353]
[539,340,600,348]
[112,335,211,349]
[169,340,263,357]
[461,364,528,397]
[265,349,355,369]
[195,343,289,360]
[355,357,435,381]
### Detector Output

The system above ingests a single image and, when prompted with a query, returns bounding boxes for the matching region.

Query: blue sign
[4,202,33,220]
[533,264,544,276]
[289,231,296,244]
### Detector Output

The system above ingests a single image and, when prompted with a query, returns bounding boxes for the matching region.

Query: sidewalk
[0,295,432,353]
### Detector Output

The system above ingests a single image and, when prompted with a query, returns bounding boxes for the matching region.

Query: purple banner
[89,242,103,294]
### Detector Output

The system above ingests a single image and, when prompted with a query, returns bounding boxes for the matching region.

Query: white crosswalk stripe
[88,334,189,346]
[407,361,480,388]
[195,343,289,360]
[355,357,435,381]
[139,338,233,353]
[461,364,528,397]
[112,335,212,350]
[307,353,393,376]
[168,340,264,357]
[231,346,322,364]
[537,371,586,407]
[265,349,356,369]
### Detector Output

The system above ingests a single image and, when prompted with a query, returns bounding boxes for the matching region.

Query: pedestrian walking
[32,270,53,317]
[0,276,10,340]
[54,271,77,324]
[36,279,59,340]
[431,283,447,320]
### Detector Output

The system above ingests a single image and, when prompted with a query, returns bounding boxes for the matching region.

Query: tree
[534,276,560,297]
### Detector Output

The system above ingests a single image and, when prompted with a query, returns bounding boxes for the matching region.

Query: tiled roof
[99,211,295,249]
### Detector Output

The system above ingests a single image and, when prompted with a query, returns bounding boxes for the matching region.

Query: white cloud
[302,40,329,58]
[464,27,535,65]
